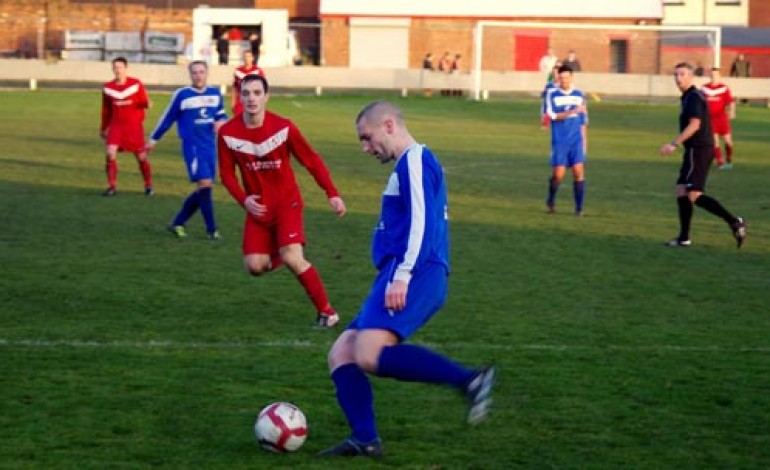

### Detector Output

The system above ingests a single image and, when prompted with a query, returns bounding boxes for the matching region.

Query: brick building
[319,0,664,73]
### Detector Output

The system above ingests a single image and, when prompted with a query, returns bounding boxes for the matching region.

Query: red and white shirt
[701,82,734,120]
[101,77,149,132]
[218,111,339,222]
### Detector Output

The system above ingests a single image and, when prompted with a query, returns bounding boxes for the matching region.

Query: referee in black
[659,62,746,248]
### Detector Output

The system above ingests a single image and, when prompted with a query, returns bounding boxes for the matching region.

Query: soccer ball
[254,402,308,453]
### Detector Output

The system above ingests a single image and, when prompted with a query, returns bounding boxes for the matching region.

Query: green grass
[1,89,769,469]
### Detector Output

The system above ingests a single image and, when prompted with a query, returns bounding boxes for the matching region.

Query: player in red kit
[218,74,347,328]
[701,67,736,169]
[100,57,153,196]
[231,49,265,116]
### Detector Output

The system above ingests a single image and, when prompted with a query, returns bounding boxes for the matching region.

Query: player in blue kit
[318,101,496,458]
[544,64,588,215]
[146,60,228,239]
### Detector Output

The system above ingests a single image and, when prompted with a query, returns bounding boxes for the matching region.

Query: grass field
[1,88,769,469]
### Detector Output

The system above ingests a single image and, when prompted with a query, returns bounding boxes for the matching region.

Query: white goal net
[471,21,721,100]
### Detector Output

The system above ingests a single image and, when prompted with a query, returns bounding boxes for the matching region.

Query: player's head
[556,64,574,90]
[709,67,721,81]
[355,100,406,164]
[239,74,269,115]
[188,60,208,89]
[673,62,695,91]
[111,57,128,81]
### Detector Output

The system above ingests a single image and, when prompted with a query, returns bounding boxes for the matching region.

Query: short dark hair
[674,62,694,71]
[241,73,269,93]
[188,60,207,72]
[112,56,128,66]
[557,64,573,74]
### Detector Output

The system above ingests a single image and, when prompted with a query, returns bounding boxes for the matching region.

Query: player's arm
[146,90,181,151]
[214,92,229,133]
[100,91,111,138]
[660,117,701,155]
[137,81,151,109]
[727,90,736,119]
[287,123,346,217]
[217,132,249,206]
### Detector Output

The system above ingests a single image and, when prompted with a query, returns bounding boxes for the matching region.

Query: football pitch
[1,89,769,469]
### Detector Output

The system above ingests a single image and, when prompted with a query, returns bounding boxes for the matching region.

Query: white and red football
[254,402,308,453]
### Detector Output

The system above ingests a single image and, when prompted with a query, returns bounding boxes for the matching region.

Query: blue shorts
[182,141,217,181]
[550,143,586,168]
[347,261,448,341]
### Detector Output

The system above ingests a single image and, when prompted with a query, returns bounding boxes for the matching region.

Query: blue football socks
[332,364,379,444]
[377,343,475,389]
[573,180,585,213]
[172,190,199,227]
[198,187,217,233]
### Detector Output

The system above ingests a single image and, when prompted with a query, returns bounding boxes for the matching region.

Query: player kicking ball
[317,101,496,458]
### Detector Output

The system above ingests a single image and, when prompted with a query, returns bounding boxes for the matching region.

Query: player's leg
[364,265,494,422]
[668,150,695,247]
[193,150,219,239]
[280,243,338,326]
[242,217,282,274]
[723,132,734,168]
[319,329,383,457]
[130,130,153,194]
[686,148,746,248]
[103,143,119,196]
[713,133,724,167]
[569,144,587,215]
[547,165,566,213]
[276,205,338,326]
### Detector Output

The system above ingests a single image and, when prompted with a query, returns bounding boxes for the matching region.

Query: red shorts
[106,124,146,153]
[242,202,306,256]
[711,116,731,136]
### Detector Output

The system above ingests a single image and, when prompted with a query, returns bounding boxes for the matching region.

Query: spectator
[216,31,229,65]
[422,52,435,97]
[228,26,243,42]
[422,52,434,71]
[451,54,463,96]
[729,53,751,78]
[438,52,452,96]
[249,32,262,65]
[562,50,582,72]
[694,62,705,77]
[539,47,558,77]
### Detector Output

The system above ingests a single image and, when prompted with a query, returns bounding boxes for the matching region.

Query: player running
[701,67,737,169]
[217,74,346,328]
[543,64,588,216]
[100,57,153,197]
[146,61,228,240]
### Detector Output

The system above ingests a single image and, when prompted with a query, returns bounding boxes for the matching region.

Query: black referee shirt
[680,85,714,148]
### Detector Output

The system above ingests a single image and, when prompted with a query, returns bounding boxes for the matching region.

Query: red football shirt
[218,111,339,222]
[101,76,149,132]
[702,82,734,120]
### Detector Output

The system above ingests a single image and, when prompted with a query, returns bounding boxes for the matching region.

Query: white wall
[663,0,748,26]
[191,8,291,67]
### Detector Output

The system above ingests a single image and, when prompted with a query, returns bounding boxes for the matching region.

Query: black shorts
[676,146,714,192]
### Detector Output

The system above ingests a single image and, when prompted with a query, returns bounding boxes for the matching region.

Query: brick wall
[749,0,770,27]
[0,0,192,56]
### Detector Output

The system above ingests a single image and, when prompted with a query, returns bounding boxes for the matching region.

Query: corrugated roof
[320,0,663,19]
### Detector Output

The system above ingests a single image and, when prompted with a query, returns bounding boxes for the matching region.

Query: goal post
[471,21,722,101]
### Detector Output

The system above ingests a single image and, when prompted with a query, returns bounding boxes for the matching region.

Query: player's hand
[660,143,677,156]
[329,196,347,217]
[385,280,408,312]
[244,195,267,218]
[144,142,156,153]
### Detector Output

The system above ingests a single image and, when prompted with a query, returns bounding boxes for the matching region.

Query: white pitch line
[1,339,769,353]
